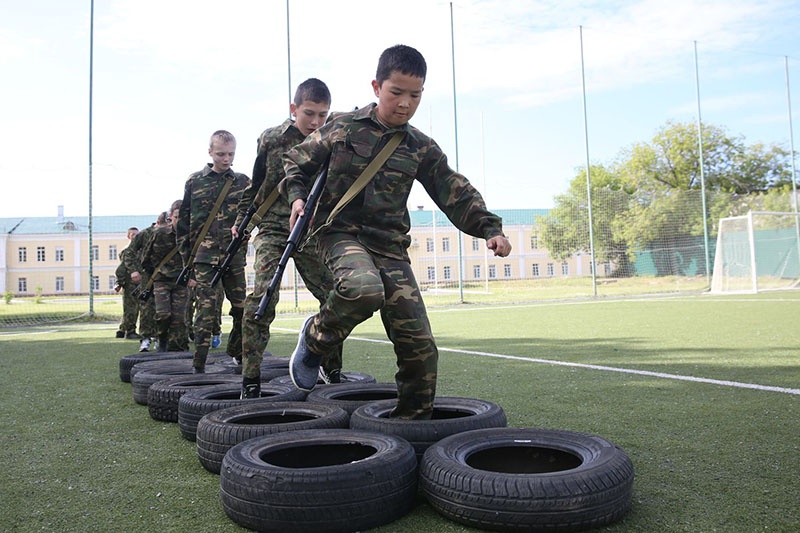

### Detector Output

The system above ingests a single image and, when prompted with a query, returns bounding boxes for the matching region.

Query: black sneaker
[125,332,142,340]
[115,330,125,338]
[318,368,342,384]
[289,316,322,392]
[240,382,261,399]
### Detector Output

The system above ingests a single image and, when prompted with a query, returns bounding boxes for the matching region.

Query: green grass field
[1,291,798,531]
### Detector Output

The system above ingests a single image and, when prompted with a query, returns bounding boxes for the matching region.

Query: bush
[4,290,12,304]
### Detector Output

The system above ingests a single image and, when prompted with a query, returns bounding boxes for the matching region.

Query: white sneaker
[139,338,151,352]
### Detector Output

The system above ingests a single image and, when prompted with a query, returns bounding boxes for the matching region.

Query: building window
[473,265,481,278]
[92,276,100,290]
[91,245,99,261]
[530,235,539,249]
[427,266,436,280]
[547,263,554,277]
[488,265,497,279]
[471,237,480,251]
[109,245,118,261]
[561,262,569,276]
[443,265,451,280]
[532,263,540,277]
[55,247,64,262]
[604,261,612,276]
[37,246,46,262]
[18,247,27,262]
[426,238,434,253]
[504,264,512,277]
[108,276,117,290]
[19,278,28,292]
[442,237,450,253]
[56,277,65,292]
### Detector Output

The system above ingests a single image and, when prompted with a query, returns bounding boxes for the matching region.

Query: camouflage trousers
[137,274,157,338]
[192,262,246,367]
[308,232,438,420]
[119,281,140,334]
[153,280,189,352]
[242,231,343,380]
[185,284,223,337]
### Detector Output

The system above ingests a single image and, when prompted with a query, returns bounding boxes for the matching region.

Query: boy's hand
[289,199,306,232]
[131,271,142,283]
[231,226,239,239]
[487,235,512,257]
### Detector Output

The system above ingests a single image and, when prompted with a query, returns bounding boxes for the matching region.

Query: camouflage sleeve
[417,141,504,241]
[140,231,156,274]
[123,230,145,273]
[176,177,192,264]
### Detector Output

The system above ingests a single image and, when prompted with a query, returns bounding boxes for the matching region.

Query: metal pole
[481,112,489,292]
[450,2,464,302]
[286,0,292,112]
[579,26,598,296]
[88,0,95,317]
[784,56,800,271]
[694,41,711,285]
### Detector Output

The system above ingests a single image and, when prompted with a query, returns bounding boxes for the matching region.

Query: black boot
[156,318,171,353]
[193,345,209,373]
[240,375,261,399]
[227,307,244,363]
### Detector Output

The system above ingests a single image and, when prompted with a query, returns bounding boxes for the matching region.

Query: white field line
[272,327,800,397]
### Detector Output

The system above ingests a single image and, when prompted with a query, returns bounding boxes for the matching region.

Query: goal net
[710,211,800,294]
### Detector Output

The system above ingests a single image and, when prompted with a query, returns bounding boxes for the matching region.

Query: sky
[1,0,799,219]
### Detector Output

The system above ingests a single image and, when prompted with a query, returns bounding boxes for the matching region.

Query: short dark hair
[294,78,331,106]
[170,199,182,213]
[376,45,427,85]
[156,211,169,225]
[127,227,138,232]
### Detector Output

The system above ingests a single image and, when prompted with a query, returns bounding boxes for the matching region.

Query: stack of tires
[119,351,634,531]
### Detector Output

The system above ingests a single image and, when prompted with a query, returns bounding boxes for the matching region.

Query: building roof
[0,215,158,235]
[1,208,547,235]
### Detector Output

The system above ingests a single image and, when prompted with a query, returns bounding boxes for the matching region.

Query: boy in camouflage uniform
[125,216,168,352]
[114,227,141,339]
[233,78,342,399]
[141,201,189,352]
[284,45,512,419]
[177,130,250,372]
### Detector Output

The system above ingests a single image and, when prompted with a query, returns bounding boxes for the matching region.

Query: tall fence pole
[784,56,800,270]
[694,41,711,285]
[579,26,598,296]
[88,0,95,317]
[450,2,464,302]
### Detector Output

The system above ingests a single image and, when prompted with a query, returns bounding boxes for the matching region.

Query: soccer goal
[710,211,800,294]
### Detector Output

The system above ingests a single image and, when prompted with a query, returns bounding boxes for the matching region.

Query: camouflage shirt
[177,164,250,266]
[282,103,504,261]
[141,224,183,282]
[235,118,304,235]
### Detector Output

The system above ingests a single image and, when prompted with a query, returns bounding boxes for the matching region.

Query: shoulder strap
[186,176,234,268]
[323,131,404,227]
[246,188,280,233]
[143,247,180,290]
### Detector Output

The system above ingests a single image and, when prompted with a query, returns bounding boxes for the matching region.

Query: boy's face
[372,71,424,128]
[209,140,236,173]
[291,101,330,137]
[170,209,180,229]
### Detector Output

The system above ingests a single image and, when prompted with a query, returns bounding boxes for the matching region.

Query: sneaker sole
[289,316,320,392]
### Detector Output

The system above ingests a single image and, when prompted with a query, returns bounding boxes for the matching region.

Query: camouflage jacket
[177,163,250,266]
[282,103,505,261]
[122,224,156,275]
[141,224,183,282]
[115,248,132,286]
[235,118,304,236]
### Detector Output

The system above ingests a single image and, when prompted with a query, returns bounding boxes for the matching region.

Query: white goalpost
[711,211,800,294]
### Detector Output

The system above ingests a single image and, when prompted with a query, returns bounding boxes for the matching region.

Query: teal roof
[408,208,548,227]
[1,209,548,235]
[0,216,158,235]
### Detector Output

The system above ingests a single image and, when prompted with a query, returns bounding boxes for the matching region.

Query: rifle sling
[143,246,180,291]
[246,188,280,233]
[185,176,234,271]
[306,130,404,243]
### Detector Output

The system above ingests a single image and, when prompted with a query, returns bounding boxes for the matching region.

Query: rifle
[210,204,256,287]
[254,161,329,321]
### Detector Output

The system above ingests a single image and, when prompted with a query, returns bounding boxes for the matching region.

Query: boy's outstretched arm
[487,235,512,257]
